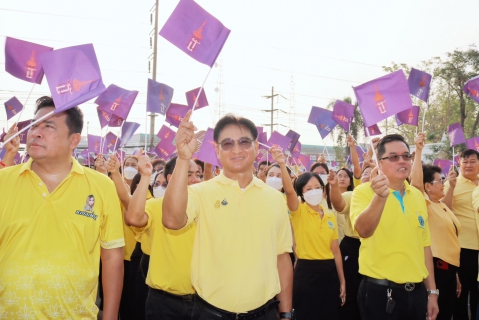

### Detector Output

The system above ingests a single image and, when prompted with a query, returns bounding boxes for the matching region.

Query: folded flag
[109,114,124,128]
[165,103,192,128]
[4,96,24,121]
[120,122,141,148]
[364,124,382,137]
[97,107,111,128]
[286,129,301,153]
[465,137,479,152]
[408,68,432,102]
[186,87,209,110]
[16,119,32,144]
[105,132,121,152]
[463,75,479,104]
[267,131,292,152]
[332,100,355,132]
[147,79,174,115]
[197,127,222,168]
[291,141,301,158]
[395,106,420,126]
[447,122,466,147]
[96,84,138,120]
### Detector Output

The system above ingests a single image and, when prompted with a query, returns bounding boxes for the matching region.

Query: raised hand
[3,123,20,154]
[318,154,326,164]
[270,146,285,164]
[175,110,197,160]
[346,134,355,147]
[370,167,390,198]
[138,155,153,177]
[414,132,426,151]
[94,154,107,174]
[447,170,457,188]
[106,154,121,174]
[327,169,338,186]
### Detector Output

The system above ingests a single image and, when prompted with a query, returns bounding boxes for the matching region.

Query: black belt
[150,287,195,302]
[364,276,422,291]
[195,294,278,319]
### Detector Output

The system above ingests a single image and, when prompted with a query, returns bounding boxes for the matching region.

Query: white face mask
[303,189,323,206]
[124,167,138,180]
[266,177,283,190]
[153,186,166,198]
[319,174,329,185]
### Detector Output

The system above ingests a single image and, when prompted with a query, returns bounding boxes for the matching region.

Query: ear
[214,143,220,159]
[69,133,81,150]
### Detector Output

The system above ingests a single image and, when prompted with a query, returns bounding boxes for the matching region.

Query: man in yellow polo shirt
[125,155,200,319]
[0,97,124,320]
[443,149,479,319]
[350,134,438,320]
[163,111,294,320]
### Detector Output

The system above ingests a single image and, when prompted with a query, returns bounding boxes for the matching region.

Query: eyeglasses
[430,179,444,185]
[153,181,167,188]
[218,138,254,151]
[378,153,413,162]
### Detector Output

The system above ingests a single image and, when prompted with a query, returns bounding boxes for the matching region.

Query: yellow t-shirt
[425,193,461,267]
[291,202,338,260]
[334,191,358,239]
[353,177,361,187]
[132,198,196,295]
[350,181,430,283]
[186,172,292,313]
[0,158,124,319]
[444,175,479,249]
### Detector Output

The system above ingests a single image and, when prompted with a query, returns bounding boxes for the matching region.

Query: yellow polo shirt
[291,202,338,259]
[186,172,293,312]
[350,181,430,283]
[0,158,124,319]
[444,175,479,249]
[425,193,461,267]
[353,177,361,187]
[132,198,196,295]
[334,191,358,239]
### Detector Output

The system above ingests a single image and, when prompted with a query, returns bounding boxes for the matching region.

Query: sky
[1,0,479,147]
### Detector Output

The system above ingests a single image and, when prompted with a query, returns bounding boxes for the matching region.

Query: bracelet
[0,161,6,167]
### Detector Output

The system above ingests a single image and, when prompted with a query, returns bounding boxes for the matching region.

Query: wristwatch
[279,309,295,319]
[427,289,439,296]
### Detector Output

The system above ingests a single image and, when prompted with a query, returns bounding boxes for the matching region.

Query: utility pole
[148,0,159,149]
[262,86,287,133]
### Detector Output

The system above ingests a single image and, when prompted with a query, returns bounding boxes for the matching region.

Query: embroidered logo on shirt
[327,221,334,229]
[221,199,228,206]
[417,215,425,229]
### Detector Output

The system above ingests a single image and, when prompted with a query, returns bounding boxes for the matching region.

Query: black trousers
[146,288,194,320]
[339,236,362,320]
[293,259,340,320]
[433,257,458,320]
[131,242,149,320]
[454,248,478,320]
[357,278,427,320]
[119,260,135,320]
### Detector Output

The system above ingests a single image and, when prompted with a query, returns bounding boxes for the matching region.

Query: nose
[29,126,42,138]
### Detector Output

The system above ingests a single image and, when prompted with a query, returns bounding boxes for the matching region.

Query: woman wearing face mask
[152,170,167,198]
[271,147,346,319]
[123,156,139,186]
[265,163,291,192]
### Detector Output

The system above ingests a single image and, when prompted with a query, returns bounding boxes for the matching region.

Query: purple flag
[105,132,121,152]
[87,134,105,154]
[395,106,420,126]
[120,122,140,148]
[16,119,32,144]
[5,37,53,84]
[165,103,192,128]
[157,125,176,143]
[433,159,453,176]
[97,107,111,128]
[310,107,337,139]
[116,149,126,161]
[0,146,5,162]
[159,0,231,67]
[186,87,209,110]
[364,124,382,137]
[4,96,24,121]
[80,149,94,165]
[147,79,174,115]
[408,68,432,102]
[40,44,106,113]
[154,139,176,160]
[267,131,292,152]
[332,100,355,132]
[197,128,222,167]
[285,130,300,153]
[257,132,268,151]
[353,70,413,127]
[109,114,125,128]
[257,127,264,135]
[297,154,312,170]
[355,146,364,162]
[466,137,479,152]
[448,122,466,147]
[291,141,301,158]
[463,75,479,104]
[96,84,138,120]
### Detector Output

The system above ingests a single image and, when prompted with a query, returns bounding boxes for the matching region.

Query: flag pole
[365,125,381,172]
[101,125,110,155]
[113,123,124,153]
[191,67,213,114]
[15,83,36,127]
[145,112,148,151]
[0,110,55,148]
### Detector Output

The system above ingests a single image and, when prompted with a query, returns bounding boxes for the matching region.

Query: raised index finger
[183,109,193,123]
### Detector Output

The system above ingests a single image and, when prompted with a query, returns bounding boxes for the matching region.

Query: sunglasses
[218,138,254,151]
[378,153,413,162]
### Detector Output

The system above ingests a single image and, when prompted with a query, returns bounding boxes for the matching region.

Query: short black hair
[163,156,178,180]
[194,159,204,171]
[310,162,329,174]
[34,96,83,135]
[131,173,153,196]
[337,168,354,191]
[422,165,441,185]
[258,160,271,169]
[213,114,258,143]
[294,172,324,203]
[376,134,410,159]
[152,159,166,168]
[460,149,479,160]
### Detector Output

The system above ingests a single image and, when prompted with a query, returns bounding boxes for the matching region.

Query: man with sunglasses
[350,134,439,320]
[163,111,294,320]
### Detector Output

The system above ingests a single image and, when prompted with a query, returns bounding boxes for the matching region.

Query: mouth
[29,142,43,148]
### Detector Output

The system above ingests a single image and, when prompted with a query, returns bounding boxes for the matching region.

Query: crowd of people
[1,96,479,320]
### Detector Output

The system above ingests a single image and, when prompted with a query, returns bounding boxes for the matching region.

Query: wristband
[0,161,6,167]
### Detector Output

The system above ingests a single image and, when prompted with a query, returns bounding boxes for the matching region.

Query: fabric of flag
[332,100,355,132]
[87,134,105,154]
[447,122,466,147]
[96,84,138,120]
[116,149,126,162]
[4,96,24,121]
[267,131,292,151]
[165,103,192,128]
[157,125,176,143]
[463,75,479,104]
[0,146,5,161]
[454,155,460,166]
[120,122,141,148]
[186,87,209,110]
[197,127,222,167]
[13,152,21,165]
[40,44,106,113]
[0,128,6,143]
[257,127,264,135]
[16,119,32,144]
[408,68,432,102]
[291,141,301,158]
[159,0,231,67]
[355,146,364,162]
[297,154,313,170]
[310,107,337,139]
[364,124,382,137]
[353,70,413,128]
[465,137,479,152]
[395,106,420,126]
[285,130,300,153]
[154,138,176,160]
[105,132,121,152]
[147,79,174,115]
[433,159,453,176]
[257,132,268,151]
[5,37,53,84]
[109,114,124,128]
[97,107,111,128]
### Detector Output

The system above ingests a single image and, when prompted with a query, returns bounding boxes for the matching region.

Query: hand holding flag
[175,110,197,160]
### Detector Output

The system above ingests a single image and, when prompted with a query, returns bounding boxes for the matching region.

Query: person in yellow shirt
[0,96,124,320]
[271,146,345,319]
[350,134,438,320]
[163,112,293,320]
[443,148,479,320]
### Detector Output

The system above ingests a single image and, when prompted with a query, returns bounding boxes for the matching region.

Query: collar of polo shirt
[19,156,85,176]
[216,171,265,188]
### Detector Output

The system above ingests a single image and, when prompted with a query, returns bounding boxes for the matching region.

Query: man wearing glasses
[350,134,439,320]
[444,149,479,319]
[162,111,294,320]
